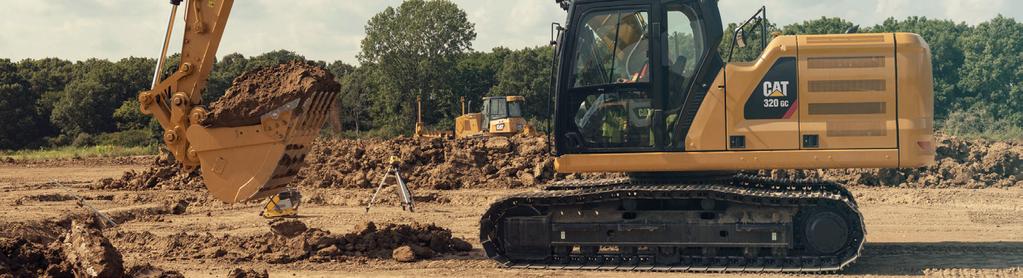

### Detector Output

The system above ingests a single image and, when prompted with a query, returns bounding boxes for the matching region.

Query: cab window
[572,10,651,87]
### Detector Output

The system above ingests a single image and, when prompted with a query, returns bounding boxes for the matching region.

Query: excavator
[479,0,934,273]
[139,0,336,213]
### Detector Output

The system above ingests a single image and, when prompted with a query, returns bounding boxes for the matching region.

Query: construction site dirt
[201,61,341,128]
[1,135,1021,277]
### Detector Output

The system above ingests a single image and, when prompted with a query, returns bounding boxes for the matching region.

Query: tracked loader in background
[139,0,336,205]
[480,0,935,272]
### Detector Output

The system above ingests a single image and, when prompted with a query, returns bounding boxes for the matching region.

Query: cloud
[1,0,1020,63]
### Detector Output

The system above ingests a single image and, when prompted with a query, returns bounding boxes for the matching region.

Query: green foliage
[0,59,40,150]
[941,109,1023,141]
[955,15,1023,127]
[358,0,477,132]
[452,48,511,113]
[94,129,156,147]
[113,99,148,131]
[782,17,857,35]
[0,145,156,161]
[490,46,554,120]
[719,22,780,62]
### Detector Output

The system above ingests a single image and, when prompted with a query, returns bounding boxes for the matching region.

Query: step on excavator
[139,0,336,210]
[480,0,934,273]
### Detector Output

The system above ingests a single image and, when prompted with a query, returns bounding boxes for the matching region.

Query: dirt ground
[2,159,1022,277]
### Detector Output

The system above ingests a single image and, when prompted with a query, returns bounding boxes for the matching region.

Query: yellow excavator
[479,0,934,273]
[139,0,335,216]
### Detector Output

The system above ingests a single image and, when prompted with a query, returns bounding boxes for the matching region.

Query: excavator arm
[140,0,232,169]
[138,0,338,204]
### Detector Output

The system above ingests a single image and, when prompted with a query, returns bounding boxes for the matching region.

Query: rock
[126,263,184,278]
[392,245,416,262]
[451,238,473,252]
[227,268,268,278]
[269,219,308,238]
[517,171,536,186]
[485,137,512,152]
[63,220,125,278]
[316,245,340,257]
[428,231,452,252]
[409,244,436,259]
[355,221,377,235]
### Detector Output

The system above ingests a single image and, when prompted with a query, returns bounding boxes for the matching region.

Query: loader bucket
[185,90,337,203]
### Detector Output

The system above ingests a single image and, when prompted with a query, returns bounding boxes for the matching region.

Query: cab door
[556,2,664,153]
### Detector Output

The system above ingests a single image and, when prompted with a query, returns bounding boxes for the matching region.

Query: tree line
[1,1,1021,151]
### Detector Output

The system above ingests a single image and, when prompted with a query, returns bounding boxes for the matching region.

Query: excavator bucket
[185,90,338,203]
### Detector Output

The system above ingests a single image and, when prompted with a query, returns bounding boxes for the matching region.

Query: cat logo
[762,81,790,98]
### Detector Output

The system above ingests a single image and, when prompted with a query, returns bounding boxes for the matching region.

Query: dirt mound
[126,264,184,278]
[227,268,268,278]
[63,220,125,277]
[203,61,340,128]
[296,135,618,190]
[110,220,471,264]
[758,135,1023,188]
[0,213,173,278]
[97,153,203,191]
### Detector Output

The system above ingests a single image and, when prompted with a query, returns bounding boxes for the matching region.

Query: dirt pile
[126,264,184,278]
[296,135,617,190]
[96,153,203,191]
[63,220,125,277]
[0,213,172,278]
[106,132,1019,192]
[760,135,1023,188]
[110,220,472,264]
[227,268,268,278]
[202,61,340,128]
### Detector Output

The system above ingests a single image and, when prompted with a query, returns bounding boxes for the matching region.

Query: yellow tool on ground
[260,189,301,218]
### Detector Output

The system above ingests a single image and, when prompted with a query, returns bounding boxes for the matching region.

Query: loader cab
[481,96,527,134]
[554,0,724,154]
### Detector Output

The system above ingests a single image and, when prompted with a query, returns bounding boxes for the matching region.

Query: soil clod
[203,61,340,128]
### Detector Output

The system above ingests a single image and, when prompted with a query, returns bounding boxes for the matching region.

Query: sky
[1,0,1020,64]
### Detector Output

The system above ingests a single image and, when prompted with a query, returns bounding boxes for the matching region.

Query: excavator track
[480,174,864,273]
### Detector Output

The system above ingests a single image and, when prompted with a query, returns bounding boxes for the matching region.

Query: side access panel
[796,34,898,150]
[724,36,800,151]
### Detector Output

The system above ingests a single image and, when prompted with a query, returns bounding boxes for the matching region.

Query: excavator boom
[139,0,338,203]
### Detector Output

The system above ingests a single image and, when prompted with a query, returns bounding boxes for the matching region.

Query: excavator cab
[140,0,337,203]
[554,0,724,154]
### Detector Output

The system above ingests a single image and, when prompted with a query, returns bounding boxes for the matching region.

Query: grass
[0,145,158,161]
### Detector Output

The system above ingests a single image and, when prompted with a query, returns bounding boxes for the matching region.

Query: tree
[956,15,1023,126]
[782,17,857,35]
[452,48,511,114]
[490,46,554,121]
[358,0,477,132]
[16,58,74,140]
[0,59,40,150]
[719,21,780,62]
[51,59,129,136]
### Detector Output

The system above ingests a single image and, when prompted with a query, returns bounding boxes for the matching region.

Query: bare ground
[1,160,1022,277]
